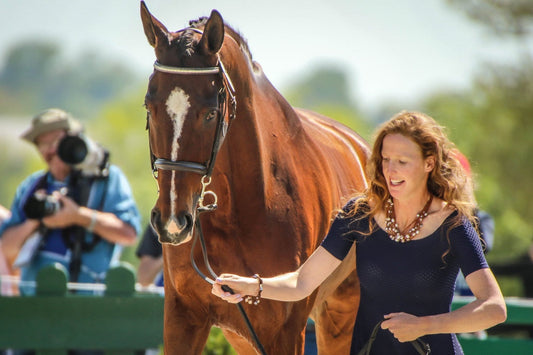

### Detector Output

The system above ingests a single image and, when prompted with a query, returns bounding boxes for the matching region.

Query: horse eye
[206,110,218,121]
[145,111,151,130]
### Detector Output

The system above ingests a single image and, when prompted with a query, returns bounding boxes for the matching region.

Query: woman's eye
[206,110,218,121]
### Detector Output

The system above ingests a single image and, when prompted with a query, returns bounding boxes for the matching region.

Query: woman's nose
[384,161,397,173]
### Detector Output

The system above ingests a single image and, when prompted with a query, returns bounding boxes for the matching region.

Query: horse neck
[215,71,302,202]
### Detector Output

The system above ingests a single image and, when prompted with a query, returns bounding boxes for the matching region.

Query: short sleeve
[94,165,141,236]
[450,217,489,277]
[320,199,364,261]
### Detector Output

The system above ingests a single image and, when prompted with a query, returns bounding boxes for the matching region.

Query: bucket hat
[21,108,83,143]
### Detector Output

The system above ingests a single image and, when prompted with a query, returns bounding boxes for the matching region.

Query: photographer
[0,108,141,296]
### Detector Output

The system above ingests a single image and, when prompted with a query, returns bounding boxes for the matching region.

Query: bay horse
[141,2,370,354]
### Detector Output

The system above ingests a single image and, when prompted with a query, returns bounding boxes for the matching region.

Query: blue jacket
[0,165,141,295]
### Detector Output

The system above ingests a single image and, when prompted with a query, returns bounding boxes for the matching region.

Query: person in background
[0,204,18,296]
[136,224,163,289]
[0,108,141,300]
[212,111,506,355]
[490,243,533,337]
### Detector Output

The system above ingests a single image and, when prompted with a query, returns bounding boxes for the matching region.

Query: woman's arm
[382,268,507,342]
[212,246,342,303]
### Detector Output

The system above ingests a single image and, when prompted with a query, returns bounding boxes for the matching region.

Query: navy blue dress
[321,201,488,355]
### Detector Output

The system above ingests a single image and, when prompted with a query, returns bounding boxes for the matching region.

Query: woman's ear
[425,156,435,172]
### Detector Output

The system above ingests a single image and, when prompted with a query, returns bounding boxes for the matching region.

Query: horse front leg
[223,322,307,355]
[311,247,359,355]
[220,301,308,355]
[163,294,212,355]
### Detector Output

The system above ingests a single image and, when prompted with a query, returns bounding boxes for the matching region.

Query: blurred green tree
[0,41,139,117]
[85,86,156,265]
[283,65,372,140]
[437,0,533,297]
[447,0,533,36]
[423,57,533,265]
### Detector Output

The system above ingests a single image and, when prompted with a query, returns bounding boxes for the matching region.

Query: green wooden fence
[1,264,532,354]
[0,262,163,355]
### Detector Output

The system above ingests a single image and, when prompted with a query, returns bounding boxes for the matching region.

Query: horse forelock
[171,30,196,58]
[180,16,254,64]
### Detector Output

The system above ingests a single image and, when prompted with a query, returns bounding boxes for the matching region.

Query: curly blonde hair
[350,110,476,231]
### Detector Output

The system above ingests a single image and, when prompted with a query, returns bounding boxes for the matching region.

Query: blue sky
[1,0,531,110]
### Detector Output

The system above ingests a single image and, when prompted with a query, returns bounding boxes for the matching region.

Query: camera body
[23,190,62,219]
[23,134,110,219]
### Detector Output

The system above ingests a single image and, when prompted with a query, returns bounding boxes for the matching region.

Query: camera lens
[57,136,88,165]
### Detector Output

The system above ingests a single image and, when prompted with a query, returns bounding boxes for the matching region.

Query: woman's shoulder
[432,201,480,243]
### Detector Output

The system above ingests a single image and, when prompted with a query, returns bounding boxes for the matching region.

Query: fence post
[105,262,135,297]
[36,262,68,296]
[36,263,69,355]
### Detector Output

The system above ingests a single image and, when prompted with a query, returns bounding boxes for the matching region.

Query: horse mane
[187,16,253,63]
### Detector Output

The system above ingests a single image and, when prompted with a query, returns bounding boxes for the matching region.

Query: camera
[23,134,110,219]
[23,190,63,219]
[57,133,110,178]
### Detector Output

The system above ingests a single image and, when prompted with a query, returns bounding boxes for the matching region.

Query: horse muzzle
[151,207,195,245]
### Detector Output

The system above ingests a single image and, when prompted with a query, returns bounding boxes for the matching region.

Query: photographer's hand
[41,192,79,229]
[41,191,136,246]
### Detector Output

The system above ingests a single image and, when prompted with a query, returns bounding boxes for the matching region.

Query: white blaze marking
[165,87,191,220]
[166,87,190,160]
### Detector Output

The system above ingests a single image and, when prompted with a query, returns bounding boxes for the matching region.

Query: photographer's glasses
[35,131,66,153]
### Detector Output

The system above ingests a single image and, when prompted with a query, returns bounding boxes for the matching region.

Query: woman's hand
[381,312,425,342]
[212,274,259,304]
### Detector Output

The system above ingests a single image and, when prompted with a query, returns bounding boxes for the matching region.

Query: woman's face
[381,133,434,201]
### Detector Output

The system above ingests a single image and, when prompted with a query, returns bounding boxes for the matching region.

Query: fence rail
[0,263,163,355]
[0,265,532,354]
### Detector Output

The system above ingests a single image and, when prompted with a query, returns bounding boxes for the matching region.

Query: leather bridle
[149,52,237,180]
[146,31,237,209]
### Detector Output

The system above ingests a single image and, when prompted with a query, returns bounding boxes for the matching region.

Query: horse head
[141,2,235,245]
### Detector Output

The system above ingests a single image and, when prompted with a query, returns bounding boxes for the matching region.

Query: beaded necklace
[385,195,433,243]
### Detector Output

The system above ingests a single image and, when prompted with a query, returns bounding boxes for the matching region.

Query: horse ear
[141,0,170,48]
[199,10,225,55]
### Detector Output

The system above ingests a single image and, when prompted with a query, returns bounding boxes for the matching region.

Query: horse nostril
[177,212,193,233]
[151,208,161,231]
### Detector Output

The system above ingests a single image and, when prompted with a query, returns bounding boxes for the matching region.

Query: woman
[212,111,506,354]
